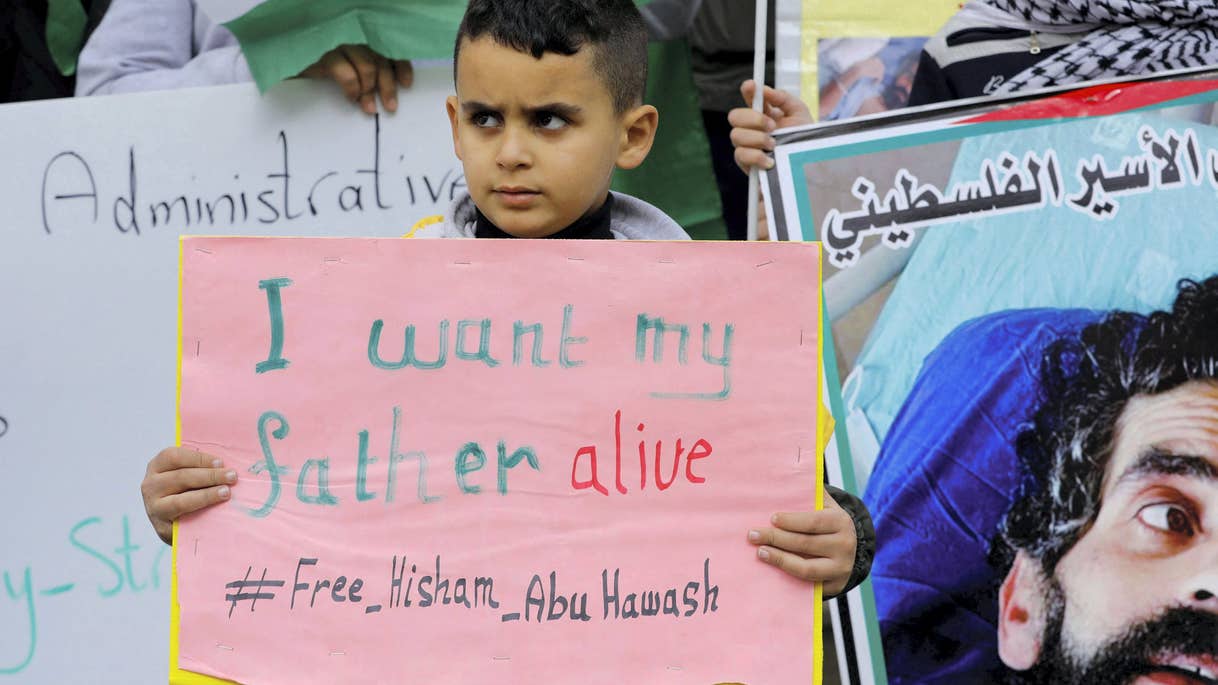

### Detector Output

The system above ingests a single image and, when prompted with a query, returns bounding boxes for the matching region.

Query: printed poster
[769,68,1218,684]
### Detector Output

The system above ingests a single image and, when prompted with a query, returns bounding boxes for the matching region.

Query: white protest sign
[0,64,460,684]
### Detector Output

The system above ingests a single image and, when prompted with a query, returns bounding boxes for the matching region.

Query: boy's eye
[472,112,502,128]
[535,113,568,131]
[1137,502,1197,537]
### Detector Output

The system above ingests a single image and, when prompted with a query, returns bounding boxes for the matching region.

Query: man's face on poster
[999,381,1218,685]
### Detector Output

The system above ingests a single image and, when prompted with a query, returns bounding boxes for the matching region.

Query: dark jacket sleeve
[906,49,957,108]
[827,485,875,597]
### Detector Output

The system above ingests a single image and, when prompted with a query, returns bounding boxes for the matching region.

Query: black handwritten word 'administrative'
[39,115,466,236]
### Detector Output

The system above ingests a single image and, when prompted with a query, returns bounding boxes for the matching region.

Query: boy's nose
[495,126,533,170]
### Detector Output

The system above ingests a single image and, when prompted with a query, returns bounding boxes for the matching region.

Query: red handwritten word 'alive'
[570,410,712,496]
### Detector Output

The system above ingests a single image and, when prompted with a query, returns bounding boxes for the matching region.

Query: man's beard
[1005,579,1218,685]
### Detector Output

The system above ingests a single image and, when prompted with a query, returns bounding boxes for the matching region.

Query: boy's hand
[299,45,414,115]
[728,79,814,174]
[141,447,237,545]
[748,495,857,596]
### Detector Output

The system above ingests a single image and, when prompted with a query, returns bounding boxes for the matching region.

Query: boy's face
[447,37,655,238]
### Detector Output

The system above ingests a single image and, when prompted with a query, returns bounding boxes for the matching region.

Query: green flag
[46,0,89,76]
[225,0,465,90]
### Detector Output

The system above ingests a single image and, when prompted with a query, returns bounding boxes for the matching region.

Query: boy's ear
[615,104,659,171]
[446,95,464,161]
[997,551,1050,672]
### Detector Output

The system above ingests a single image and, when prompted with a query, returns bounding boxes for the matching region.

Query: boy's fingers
[727,107,775,132]
[153,521,173,546]
[341,45,380,97]
[377,55,398,113]
[748,527,852,559]
[772,509,851,535]
[734,148,774,173]
[729,127,776,153]
[761,85,813,123]
[150,467,238,497]
[740,80,809,116]
[394,60,414,88]
[153,485,233,523]
[147,446,222,476]
[756,546,850,585]
[740,78,758,105]
[761,85,803,113]
[324,52,362,102]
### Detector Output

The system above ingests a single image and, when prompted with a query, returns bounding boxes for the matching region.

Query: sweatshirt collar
[474,194,615,240]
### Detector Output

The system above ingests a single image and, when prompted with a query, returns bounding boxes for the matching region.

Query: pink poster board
[175,237,823,684]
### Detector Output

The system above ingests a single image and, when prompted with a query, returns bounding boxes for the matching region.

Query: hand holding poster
[175,238,825,684]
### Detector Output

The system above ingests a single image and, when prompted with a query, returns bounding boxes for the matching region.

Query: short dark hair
[994,275,1218,574]
[454,0,649,113]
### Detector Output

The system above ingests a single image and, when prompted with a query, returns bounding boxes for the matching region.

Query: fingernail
[766,119,776,131]
[764,158,775,170]
[748,530,761,543]
[218,486,231,500]
[757,548,770,561]
[225,470,237,483]
[212,459,223,468]
[766,137,776,150]
[771,513,779,524]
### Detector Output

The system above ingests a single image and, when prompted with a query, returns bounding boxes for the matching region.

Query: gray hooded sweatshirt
[420,191,692,240]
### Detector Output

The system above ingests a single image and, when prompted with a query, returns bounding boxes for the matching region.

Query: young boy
[140,0,873,599]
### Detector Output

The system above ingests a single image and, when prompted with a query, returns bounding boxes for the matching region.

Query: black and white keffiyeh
[983,0,1218,93]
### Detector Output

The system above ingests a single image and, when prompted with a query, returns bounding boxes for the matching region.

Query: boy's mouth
[493,186,541,208]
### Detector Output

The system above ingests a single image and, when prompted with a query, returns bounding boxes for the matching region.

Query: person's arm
[905,50,957,108]
[826,485,875,596]
[75,0,252,96]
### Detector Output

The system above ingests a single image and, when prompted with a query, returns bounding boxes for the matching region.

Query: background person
[642,0,776,241]
[76,0,413,114]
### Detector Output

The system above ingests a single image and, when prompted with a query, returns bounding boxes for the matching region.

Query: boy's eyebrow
[524,102,583,118]
[461,100,501,113]
[1117,447,1218,485]
[460,101,584,118]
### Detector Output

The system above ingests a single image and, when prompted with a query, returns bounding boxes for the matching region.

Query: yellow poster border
[812,243,828,685]
[169,239,828,685]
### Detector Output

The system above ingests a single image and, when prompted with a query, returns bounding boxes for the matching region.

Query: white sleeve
[75,0,253,96]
